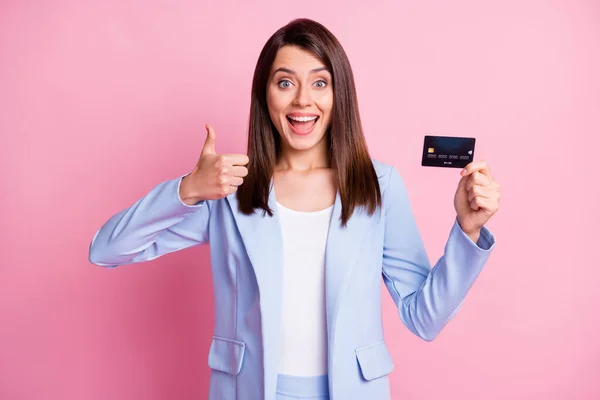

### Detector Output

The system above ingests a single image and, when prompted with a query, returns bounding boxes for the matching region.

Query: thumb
[201,124,217,155]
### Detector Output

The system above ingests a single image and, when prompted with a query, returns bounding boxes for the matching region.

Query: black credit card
[421,135,476,168]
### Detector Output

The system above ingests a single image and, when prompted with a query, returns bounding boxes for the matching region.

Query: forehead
[271,45,327,73]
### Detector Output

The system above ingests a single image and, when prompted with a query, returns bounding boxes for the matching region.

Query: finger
[229,176,244,187]
[231,165,249,178]
[224,185,238,196]
[222,154,250,166]
[201,124,217,156]
[469,195,492,211]
[469,196,482,211]
[467,185,496,202]
[470,196,498,214]
[461,160,491,178]
[465,172,491,192]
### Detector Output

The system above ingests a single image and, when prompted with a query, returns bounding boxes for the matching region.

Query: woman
[89,18,500,400]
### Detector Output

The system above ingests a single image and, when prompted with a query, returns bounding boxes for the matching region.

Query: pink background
[2,1,599,399]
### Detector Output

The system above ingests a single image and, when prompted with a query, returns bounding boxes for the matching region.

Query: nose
[293,84,313,107]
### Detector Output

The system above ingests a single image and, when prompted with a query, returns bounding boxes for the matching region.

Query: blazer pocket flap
[208,336,246,376]
[355,341,394,381]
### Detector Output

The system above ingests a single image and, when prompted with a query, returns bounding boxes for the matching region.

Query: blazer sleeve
[88,175,211,268]
[381,166,496,341]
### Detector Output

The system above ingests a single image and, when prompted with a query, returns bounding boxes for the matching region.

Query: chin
[288,140,321,152]
[283,129,327,152]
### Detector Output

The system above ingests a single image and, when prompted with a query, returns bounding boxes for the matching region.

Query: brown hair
[236,18,381,227]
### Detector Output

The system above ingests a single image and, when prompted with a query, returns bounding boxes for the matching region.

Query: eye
[278,79,293,89]
[314,80,327,88]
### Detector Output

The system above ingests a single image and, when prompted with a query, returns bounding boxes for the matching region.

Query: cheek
[317,93,334,122]
[266,91,283,125]
[317,91,334,113]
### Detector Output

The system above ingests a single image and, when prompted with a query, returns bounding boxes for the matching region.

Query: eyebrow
[272,67,330,75]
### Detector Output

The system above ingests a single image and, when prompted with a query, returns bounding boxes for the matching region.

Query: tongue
[292,120,315,132]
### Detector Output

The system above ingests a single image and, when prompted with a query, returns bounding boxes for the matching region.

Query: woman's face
[266,45,333,154]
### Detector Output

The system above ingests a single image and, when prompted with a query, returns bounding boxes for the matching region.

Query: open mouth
[286,115,319,135]
[287,115,319,126]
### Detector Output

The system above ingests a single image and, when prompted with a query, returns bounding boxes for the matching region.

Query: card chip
[428,147,435,153]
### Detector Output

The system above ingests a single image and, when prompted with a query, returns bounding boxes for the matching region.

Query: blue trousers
[276,374,330,400]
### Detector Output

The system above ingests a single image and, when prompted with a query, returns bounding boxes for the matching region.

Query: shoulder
[370,159,413,216]
[371,158,392,178]
[370,158,405,194]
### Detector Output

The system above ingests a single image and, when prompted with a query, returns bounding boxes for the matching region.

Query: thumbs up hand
[179,124,250,205]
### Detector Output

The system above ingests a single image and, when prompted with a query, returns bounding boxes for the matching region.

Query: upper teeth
[289,116,317,122]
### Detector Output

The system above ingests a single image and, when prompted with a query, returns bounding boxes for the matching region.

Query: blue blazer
[89,158,495,400]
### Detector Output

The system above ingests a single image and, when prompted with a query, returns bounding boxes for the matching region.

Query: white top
[276,201,334,376]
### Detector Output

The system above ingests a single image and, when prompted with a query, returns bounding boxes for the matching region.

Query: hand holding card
[420,134,500,241]
[454,160,501,241]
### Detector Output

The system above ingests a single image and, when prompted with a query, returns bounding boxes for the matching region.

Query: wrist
[457,216,481,243]
[179,175,203,206]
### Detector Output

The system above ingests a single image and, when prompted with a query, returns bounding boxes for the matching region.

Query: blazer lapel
[226,183,284,311]
[324,192,371,339]
[225,183,283,396]
[325,167,387,341]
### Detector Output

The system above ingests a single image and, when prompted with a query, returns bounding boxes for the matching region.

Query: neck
[276,137,329,172]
